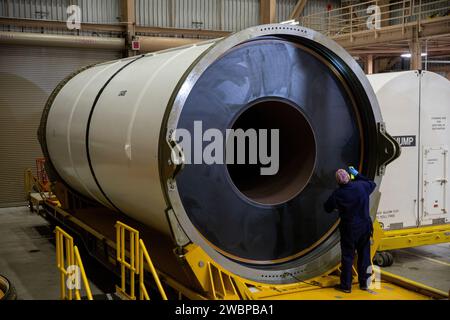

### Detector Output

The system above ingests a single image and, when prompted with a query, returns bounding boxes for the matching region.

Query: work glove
[348,166,359,177]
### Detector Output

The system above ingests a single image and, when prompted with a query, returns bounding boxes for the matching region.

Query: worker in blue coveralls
[324,166,376,293]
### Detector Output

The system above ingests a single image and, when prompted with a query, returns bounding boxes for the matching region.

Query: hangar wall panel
[0,44,121,207]
[0,0,120,24]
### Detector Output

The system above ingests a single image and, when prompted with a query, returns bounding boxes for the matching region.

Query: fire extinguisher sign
[393,135,416,147]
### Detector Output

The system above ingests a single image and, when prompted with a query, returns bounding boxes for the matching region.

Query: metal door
[421,146,448,225]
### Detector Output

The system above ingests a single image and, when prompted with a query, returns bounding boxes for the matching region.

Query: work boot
[359,285,369,291]
[334,284,351,293]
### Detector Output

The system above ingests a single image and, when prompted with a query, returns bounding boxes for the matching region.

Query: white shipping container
[368,71,450,230]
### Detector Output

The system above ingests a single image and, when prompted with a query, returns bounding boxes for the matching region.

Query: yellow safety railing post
[74,246,93,300]
[24,168,33,195]
[138,239,168,300]
[55,226,93,300]
[139,246,149,300]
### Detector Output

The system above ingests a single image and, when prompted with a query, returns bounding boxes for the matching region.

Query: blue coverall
[324,174,376,290]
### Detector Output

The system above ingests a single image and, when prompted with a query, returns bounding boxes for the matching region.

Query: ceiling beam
[289,0,308,20]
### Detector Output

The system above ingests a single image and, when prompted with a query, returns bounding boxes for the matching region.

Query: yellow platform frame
[379,224,450,252]
[43,200,448,300]
[174,221,447,300]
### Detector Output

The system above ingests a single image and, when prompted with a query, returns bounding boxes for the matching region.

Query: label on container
[393,135,416,147]
[431,116,447,131]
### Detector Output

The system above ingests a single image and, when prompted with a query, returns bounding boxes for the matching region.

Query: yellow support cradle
[379,224,450,251]
[50,210,447,301]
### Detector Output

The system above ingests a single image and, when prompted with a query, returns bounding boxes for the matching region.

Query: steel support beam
[121,0,136,56]
[0,17,230,39]
[365,54,374,74]
[260,0,277,24]
[409,27,422,70]
[134,25,230,38]
[289,0,308,20]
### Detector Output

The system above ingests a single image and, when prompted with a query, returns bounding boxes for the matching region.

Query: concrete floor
[386,243,450,293]
[0,206,449,299]
[0,206,103,299]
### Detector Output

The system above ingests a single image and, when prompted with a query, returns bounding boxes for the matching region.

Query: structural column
[121,0,136,57]
[260,0,277,24]
[365,54,374,74]
[409,27,422,70]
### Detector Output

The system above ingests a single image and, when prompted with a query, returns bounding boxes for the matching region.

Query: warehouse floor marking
[398,249,450,267]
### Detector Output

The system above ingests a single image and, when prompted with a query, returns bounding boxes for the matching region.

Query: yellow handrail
[139,239,168,300]
[55,226,93,300]
[74,246,93,300]
[55,226,73,300]
[115,221,139,300]
[24,168,33,195]
[115,221,168,300]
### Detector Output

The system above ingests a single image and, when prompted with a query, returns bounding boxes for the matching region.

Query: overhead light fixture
[401,53,427,58]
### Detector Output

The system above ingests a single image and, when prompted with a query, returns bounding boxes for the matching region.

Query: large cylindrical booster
[39,25,390,284]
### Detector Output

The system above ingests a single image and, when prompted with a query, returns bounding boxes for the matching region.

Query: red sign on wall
[132,40,140,51]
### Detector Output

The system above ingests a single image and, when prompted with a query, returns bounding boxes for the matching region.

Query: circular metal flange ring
[162,25,382,284]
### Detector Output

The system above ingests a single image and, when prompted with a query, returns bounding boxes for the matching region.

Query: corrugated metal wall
[276,0,295,22]
[135,0,260,31]
[222,0,259,31]
[134,0,338,31]
[136,0,171,28]
[1,0,340,31]
[0,0,120,24]
[0,45,121,207]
